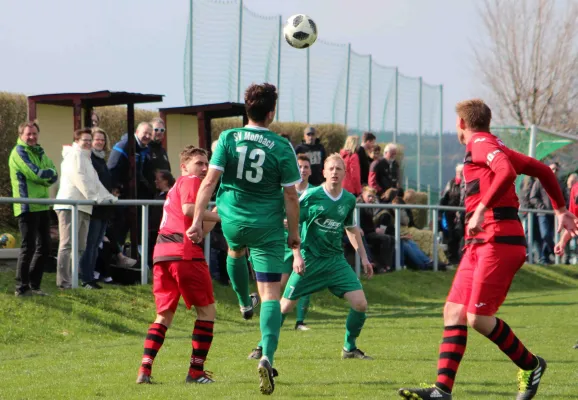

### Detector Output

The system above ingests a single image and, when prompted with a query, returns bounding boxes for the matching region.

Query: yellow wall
[37,104,73,198]
[166,114,198,177]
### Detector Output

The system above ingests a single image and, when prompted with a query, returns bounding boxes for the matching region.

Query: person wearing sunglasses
[147,118,172,196]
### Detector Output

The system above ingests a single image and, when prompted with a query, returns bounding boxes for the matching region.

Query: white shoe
[295,323,310,331]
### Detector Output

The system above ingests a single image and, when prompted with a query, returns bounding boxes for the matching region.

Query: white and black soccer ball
[283,14,318,49]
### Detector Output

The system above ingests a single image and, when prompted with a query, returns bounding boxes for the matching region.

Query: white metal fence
[0,198,559,288]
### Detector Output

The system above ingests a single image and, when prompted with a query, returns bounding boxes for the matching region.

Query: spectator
[54,128,117,289]
[357,186,394,272]
[146,118,171,190]
[340,135,362,196]
[370,144,382,162]
[369,143,400,198]
[356,132,376,185]
[9,121,58,296]
[530,162,562,264]
[148,169,175,266]
[439,163,465,264]
[108,121,154,199]
[294,126,326,185]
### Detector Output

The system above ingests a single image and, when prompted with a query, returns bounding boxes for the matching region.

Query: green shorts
[283,250,363,300]
[281,247,294,274]
[222,222,285,274]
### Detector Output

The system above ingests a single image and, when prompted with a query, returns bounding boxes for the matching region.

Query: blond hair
[455,99,492,131]
[324,153,345,168]
[342,135,359,153]
[91,127,111,151]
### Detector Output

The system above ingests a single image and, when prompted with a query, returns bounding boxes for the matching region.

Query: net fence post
[276,14,282,122]
[188,0,194,105]
[344,43,351,129]
[527,211,534,264]
[439,85,444,195]
[417,76,423,191]
[71,205,79,289]
[554,213,561,265]
[368,55,372,132]
[529,124,537,158]
[427,184,431,226]
[394,67,399,144]
[307,46,310,124]
[236,0,244,103]
[141,205,149,285]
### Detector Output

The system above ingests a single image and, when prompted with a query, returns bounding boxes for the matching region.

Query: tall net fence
[184,0,444,196]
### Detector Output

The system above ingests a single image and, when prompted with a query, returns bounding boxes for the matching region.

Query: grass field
[1,264,577,399]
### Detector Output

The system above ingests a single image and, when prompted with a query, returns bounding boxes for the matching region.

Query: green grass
[1,265,577,399]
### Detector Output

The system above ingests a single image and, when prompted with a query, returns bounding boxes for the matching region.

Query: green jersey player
[248,154,314,360]
[281,154,374,360]
[188,83,301,395]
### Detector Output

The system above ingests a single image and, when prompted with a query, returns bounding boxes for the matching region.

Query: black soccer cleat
[241,293,261,320]
[398,385,452,399]
[248,346,263,360]
[185,371,215,384]
[341,348,373,360]
[258,358,275,395]
[517,356,547,400]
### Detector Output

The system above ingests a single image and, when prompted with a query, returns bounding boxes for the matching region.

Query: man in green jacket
[9,121,58,296]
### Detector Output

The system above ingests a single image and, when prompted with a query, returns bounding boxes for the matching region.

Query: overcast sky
[0,0,481,131]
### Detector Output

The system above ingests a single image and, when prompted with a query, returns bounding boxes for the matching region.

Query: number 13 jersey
[210,126,301,228]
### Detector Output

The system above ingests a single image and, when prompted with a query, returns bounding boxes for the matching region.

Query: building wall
[37,104,73,198]
[166,114,199,177]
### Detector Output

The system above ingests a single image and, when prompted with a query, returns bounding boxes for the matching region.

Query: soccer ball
[0,233,16,249]
[283,14,318,49]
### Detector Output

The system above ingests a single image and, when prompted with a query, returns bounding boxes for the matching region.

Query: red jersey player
[399,99,578,400]
[136,146,221,385]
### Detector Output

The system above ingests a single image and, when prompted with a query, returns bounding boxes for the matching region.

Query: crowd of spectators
[9,121,571,296]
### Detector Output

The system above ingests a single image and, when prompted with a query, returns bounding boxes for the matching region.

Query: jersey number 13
[236,146,266,183]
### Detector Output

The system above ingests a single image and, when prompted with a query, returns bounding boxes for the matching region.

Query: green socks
[257,313,286,349]
[226,255,251,308]
[260,300,282,365]
[344,308,366,352]
[296,295,311,323]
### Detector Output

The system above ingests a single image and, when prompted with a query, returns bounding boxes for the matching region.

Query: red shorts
[153,259,214,313]
[447,243,526,316]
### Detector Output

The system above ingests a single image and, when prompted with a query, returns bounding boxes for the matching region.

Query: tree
[475,0,578,132]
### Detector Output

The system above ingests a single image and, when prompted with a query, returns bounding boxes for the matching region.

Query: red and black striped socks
[487,318,538,370]
[139,322,168,376]
[435,325,468,394]
[189,320,214,378]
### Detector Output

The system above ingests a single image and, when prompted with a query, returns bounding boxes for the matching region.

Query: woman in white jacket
[54,128,117,289]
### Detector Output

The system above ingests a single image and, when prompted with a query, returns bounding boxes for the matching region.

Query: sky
[0,0,481,131]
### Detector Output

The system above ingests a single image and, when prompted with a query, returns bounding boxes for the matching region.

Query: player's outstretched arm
[284,186,301,249]
[345,226,373,278]
[511,151,578,236]
[188,168,222,243]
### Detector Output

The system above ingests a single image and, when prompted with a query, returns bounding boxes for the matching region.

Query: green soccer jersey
[298,185,357,258]
[211,126,301,228]
[283,183,314,246]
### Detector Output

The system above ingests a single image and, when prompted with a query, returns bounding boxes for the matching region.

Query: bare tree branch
[474,0,578,132]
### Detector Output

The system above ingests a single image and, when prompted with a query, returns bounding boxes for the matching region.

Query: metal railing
[0,197,559,287]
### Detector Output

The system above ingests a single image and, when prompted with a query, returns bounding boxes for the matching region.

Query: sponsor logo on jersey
[474,137,486,143]
[486,150,501,165]
[337,205,347,216]
[313,218,342,230]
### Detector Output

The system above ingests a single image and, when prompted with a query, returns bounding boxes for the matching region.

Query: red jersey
[463,132,565,246]
[152,175,204,263]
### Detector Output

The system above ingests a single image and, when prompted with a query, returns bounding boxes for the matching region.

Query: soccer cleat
[341,348,373,360]
[185,371,215,384]
[136,373,152,384]
[240,293,260,320]
[573,342,578,349]
[295,322,311,331]
[517,355,547,400]
[258,358,275,395]
[398,385,452,399]
[248,346,263,360]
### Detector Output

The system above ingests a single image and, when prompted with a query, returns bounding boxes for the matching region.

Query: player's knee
[443,302,467,325]
[155,310,175,328]
[351,298,368,313]
[280,298,296,314]
[466,313,494,335]
[195,303,216,321]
